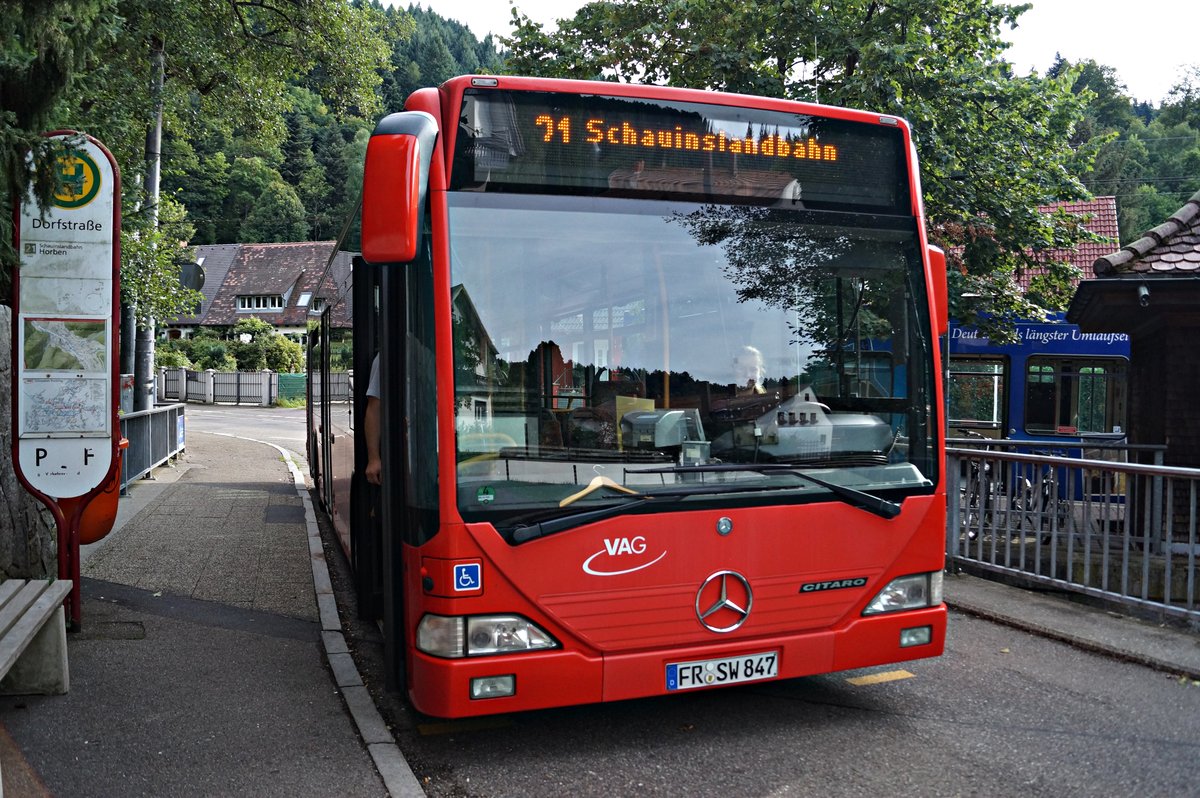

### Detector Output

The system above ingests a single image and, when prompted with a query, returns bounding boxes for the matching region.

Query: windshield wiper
[511,495,654,543]
[509,476,832,543]
[632,463,902,519]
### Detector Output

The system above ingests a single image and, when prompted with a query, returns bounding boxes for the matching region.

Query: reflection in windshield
[449,194,935,524]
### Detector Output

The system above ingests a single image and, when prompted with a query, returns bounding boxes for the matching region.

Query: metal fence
[947,439,1199,627]
[162,368,182,399]
[212,371,272,405]
[161,368,280,406]
[119,403,185,491]
[185,370,207,402]
[309,370,351,404]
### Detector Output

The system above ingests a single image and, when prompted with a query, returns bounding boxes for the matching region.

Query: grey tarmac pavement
[943,570,1200,680]
[0,429,423,797]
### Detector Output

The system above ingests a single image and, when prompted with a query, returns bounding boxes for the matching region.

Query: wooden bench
[0,579,72,695]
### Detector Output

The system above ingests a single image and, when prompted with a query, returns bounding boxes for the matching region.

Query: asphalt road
[183,403,308,462]
[387,611,1200,797]
[191,404,1200,797]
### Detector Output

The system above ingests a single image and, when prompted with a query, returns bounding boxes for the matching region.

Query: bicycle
[957,430,996,540]
[1031,449,1072,543]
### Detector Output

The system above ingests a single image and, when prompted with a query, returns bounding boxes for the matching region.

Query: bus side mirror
[927,245,948,335]
[361,111,438,265]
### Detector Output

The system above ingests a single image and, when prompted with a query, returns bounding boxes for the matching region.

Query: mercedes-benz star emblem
[695,570,753,633]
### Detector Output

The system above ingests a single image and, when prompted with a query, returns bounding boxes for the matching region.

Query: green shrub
[264,335,304,372]
[232,339,267,371]
[155,346,193,368]
[191,340,237,371]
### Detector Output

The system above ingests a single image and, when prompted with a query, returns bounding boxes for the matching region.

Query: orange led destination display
[534,114,840,163]
[452,90,908,212]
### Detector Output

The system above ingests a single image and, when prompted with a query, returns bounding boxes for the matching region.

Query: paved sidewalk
[0,431,421,797]
[943,571,1200,680]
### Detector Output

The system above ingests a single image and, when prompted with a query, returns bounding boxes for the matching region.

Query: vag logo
[583,536,666,576]
[605,536,646,555]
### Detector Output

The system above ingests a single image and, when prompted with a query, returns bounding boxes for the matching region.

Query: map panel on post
[21,377,109,436]
[14,133,119,499]
[23,318,108,373]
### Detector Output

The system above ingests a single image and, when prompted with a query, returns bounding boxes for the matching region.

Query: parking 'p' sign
[12,132,121,500]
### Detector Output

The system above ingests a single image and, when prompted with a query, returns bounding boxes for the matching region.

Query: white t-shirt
[367,354,380,399]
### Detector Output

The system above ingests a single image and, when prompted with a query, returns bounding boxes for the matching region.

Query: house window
[310,297,327,313]
[237,295,284,311]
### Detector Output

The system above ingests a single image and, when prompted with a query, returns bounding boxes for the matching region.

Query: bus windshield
[450,193,936,530]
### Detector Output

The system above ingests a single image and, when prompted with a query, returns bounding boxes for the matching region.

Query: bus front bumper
[408,605,947,718]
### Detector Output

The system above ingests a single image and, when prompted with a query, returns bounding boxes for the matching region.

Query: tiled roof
[173,244,238,324]
[189,241,354,329]
[1093,188,1200,276]
[1016,196,1120,292]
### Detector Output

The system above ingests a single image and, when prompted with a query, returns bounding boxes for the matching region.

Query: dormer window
[298,292,327,314]
[238,294,284,311]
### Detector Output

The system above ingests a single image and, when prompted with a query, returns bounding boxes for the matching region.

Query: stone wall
[0,304,57,578]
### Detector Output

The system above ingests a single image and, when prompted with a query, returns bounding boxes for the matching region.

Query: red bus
[307,75,949,718]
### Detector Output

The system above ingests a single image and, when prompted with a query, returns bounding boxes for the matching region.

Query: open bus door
[351,256,385,620]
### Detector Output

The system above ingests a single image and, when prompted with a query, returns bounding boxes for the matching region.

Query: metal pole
[134,36,164,411]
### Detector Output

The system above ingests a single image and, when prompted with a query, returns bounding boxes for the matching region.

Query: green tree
[220,157,286,242]
[264,334,305,373]
[0,0,122,298]
[1114,120,1200,239]
[384,5,503,109]
[63,0,390,174]
[240,180,309,242]
[231,317,277,341]
[227,318,303,371]
[121,195,206,331]
[1048,56,1137,137]
[231,339,268,371]
[164,137,231,244]
[155,343,193,368]
[1160,66,1200,129]
[190,339,237,371]
[503,0,1094,334]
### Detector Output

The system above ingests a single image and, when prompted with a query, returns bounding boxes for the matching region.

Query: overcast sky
[409,0,1195,105]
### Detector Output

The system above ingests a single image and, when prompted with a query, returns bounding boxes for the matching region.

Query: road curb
[945,595,1200,682]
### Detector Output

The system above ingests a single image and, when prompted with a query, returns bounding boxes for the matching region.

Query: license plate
[666,651,779,691]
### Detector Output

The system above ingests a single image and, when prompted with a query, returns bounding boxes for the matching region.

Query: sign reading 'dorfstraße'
[13,133,121,499]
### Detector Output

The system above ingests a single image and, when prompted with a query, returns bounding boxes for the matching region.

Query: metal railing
[947,440,1199,627]
[213,371,261,404]
[161,368,182,399]
[119,403,186,491]
[185,370,207,402]
[309,370,351,404]
[161,368,278,406]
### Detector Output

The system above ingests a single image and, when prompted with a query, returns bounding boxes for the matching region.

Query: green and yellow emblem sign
[53,148,102,209]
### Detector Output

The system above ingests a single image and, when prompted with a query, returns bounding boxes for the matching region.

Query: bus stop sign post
[10,131,122,630]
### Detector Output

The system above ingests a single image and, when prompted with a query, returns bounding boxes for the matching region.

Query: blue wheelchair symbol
[454,563,481,592]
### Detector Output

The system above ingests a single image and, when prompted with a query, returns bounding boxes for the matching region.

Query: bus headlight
[862,571,943,615]
[416,614,558,658]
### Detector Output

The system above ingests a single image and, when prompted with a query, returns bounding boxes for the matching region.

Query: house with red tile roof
[1017,197,1120,293]
[164,241,354,341]
[1068,188,1200,465]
